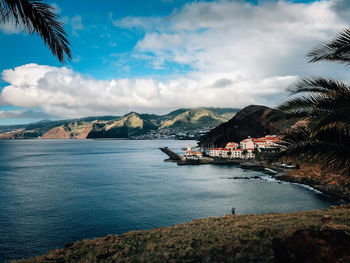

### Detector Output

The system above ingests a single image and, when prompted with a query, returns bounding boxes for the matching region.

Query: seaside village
[185,135,282,160]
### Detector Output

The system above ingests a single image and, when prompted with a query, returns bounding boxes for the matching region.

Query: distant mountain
[199,105,297,147]
[0,108,239,139]
[159,107,229,129]
[87,112,158,138]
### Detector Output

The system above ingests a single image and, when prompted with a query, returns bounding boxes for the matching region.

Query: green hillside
[0,107,239,139]
[159,108,228,129]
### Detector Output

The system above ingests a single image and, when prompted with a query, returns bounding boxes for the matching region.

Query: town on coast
[160,134,299,176]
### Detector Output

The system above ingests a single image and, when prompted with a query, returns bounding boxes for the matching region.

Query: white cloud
[124,0,347,78]
[70,15,84,36]
[2,0,350,117]
[0,63,297,118]
[72,55,81,63]
[50,3,62,14]
[0,22,22,34]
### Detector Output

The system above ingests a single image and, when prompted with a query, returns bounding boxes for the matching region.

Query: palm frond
[308,28,350,64]
[278,94,332,119]
[278,29,350,174]
[279,127,350,171]
[278,77,350,128]
[290,77,350,95]
[0,0,71,63]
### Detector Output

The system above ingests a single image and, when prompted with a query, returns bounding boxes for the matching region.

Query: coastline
[6,144,349,262]
[160,147,350,203]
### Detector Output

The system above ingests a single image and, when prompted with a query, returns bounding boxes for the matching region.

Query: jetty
[159,147,215,165]
[159,147,182,161]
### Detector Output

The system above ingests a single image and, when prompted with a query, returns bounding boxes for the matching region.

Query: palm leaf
[308,28,350,64]
[279,127,350,172]
[290,77,349,95]
[0,0,71,62]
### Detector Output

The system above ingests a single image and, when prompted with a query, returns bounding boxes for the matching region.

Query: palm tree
[0,0,71,62]
[277,29,350,174]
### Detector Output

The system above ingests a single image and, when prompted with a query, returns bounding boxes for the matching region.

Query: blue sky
[0,0,321,79]
[0,0,200,80]
[0,0,349,124]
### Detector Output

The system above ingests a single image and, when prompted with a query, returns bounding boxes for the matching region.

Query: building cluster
[185,144,202,159]
[209,135,282,159]
[132,128,211,140]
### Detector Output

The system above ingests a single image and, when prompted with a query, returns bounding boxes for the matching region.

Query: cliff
[200,105,295,147]
[41,127,70,139]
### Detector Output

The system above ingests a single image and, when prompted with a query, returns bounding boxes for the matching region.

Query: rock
[104,234,115,241]
[64,243,74,249]
[320,223,350,235]
[321,215,332,223]
[96,251,114,260]
[273,224,350,263]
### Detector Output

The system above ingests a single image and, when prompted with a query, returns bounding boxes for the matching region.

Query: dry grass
[15,205,350,263]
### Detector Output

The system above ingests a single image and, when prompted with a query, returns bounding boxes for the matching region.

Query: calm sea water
[0,139,336,262]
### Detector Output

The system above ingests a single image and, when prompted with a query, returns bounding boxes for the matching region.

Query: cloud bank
[1,0,350,118]
[0,63,296,117]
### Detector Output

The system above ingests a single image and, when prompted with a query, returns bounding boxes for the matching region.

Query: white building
[225,142,238,150]
[209,148,221,157]
[240,137,255,149]
[231,149,243,158]
[245,148,255,159]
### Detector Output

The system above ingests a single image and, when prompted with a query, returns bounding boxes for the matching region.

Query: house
[245,148,255,159]
[240,135,282,151]
[240,137,255,149]
[252,139,268,149]
[225,142,238,150]
[209,148,221,157]
[209,134,281,159]
[209,148,230,158]
[220,148,230,158]
[231,149,243,158]
[186,144,202,158]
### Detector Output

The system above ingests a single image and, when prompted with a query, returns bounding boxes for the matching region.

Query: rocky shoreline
[276,165,350,203]
[239,162,350,203]
[162,147,350,202]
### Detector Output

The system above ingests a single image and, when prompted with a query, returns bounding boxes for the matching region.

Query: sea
[0,139,337,262]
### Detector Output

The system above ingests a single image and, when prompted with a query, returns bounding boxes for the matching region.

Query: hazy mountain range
[0,108,239,139]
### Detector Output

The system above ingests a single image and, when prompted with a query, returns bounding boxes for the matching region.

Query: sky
[0,0,350,124]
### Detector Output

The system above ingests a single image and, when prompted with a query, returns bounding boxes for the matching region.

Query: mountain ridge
[0,107,239,139]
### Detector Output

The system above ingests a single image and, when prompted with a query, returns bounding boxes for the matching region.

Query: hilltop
[0,108,239,140]
[200,105,296,147]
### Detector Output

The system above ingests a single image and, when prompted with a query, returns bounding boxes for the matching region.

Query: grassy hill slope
[16,205,350,263]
